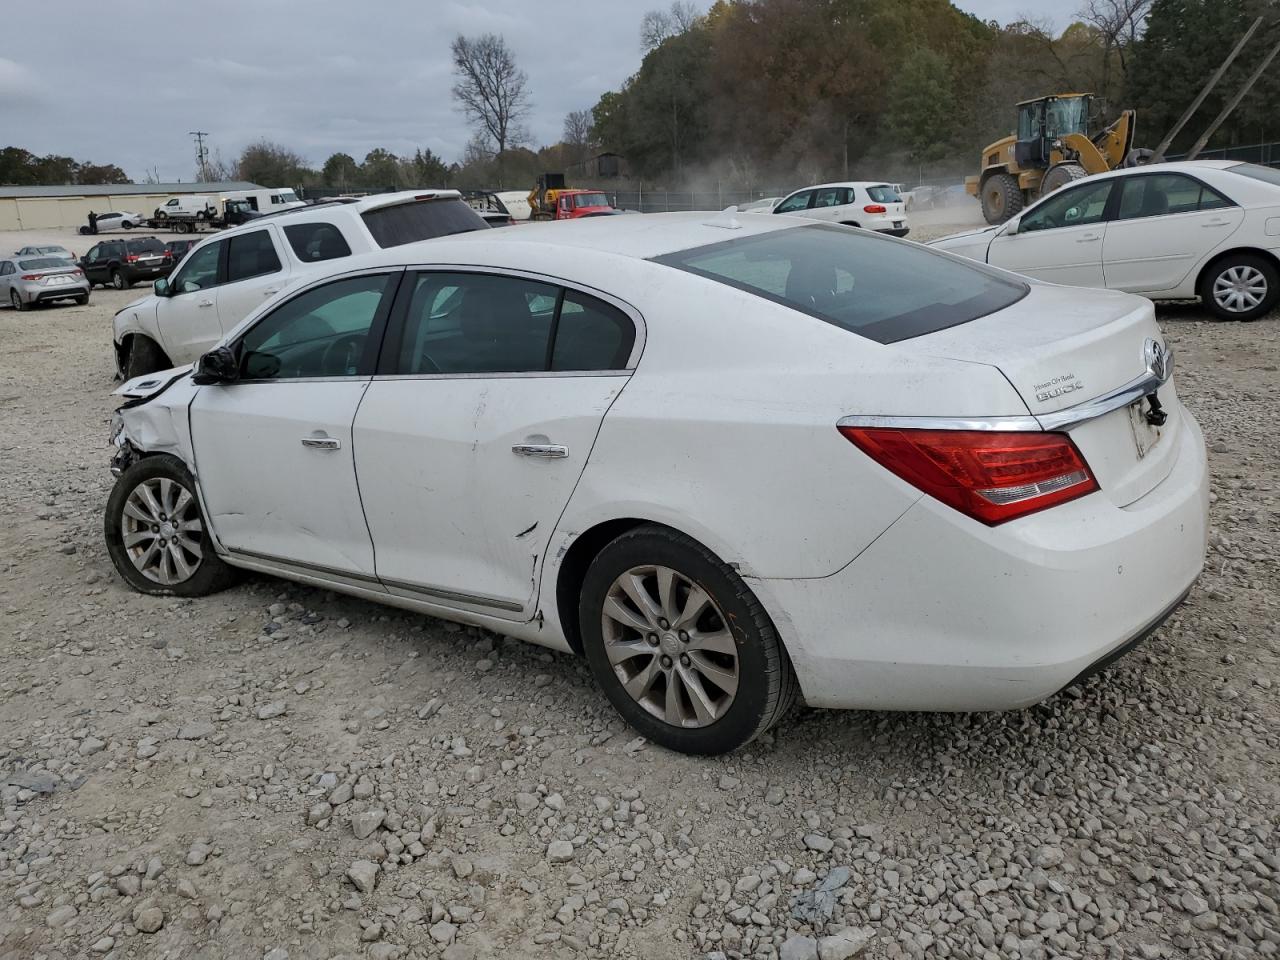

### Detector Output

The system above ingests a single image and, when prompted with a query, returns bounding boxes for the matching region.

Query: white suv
[113,191,488,377]
[772,182,910,237]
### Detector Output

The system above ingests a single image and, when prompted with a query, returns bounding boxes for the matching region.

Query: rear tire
[124,337,169,379]
[1199,253,1279,322]
[10,289,24,311]
[104,455,238,597]
[111,269,127,290]
[981,173,1023,225]
[578,525,797,755]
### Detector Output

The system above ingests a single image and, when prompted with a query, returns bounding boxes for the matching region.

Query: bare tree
[451,33,531,184]
[1078,0,1154,98]
[562,109,595,165]
[641,1,700,49]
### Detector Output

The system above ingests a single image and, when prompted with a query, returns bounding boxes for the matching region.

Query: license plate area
[1127,397,1163,459]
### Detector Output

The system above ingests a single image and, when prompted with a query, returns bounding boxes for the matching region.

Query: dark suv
[81,238,173,290]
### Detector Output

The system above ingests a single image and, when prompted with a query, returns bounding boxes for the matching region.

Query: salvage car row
[101,178,1225,755]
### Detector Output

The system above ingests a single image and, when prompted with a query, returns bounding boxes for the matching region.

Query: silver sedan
[0,256,90,310]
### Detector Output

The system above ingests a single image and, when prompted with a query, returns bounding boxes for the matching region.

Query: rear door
[1101,172,1243,294]
[987,178,1116,287]
[353,270,639,618]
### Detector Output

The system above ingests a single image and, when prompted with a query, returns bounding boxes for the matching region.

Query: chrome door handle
[198,299,214,307]
[300,437,341,450]
[512,443,568,459]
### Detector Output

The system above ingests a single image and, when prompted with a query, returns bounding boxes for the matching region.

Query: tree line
[0,146,129,186]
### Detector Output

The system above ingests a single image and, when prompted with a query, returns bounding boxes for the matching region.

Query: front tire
[123,337,169,379]
[122,220,134,230]
[579,525,797,755]
[105,456,238,597]
[1040,162,1087,196]
[1200,253,1279,322]
[980,172,1023,225]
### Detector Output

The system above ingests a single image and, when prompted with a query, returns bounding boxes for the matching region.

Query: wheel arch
[1195,245,1280,294]
[551,514,750,657]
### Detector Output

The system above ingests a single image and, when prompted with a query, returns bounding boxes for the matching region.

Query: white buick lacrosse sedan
[104,213,1208,755]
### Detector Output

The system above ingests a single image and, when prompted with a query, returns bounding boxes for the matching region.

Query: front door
[988,178,1115,287]
[354,270,639,617]
[154,239,226,364]
[188,271,400,577]
[1102,172,1244,294]
[213,227,290,336]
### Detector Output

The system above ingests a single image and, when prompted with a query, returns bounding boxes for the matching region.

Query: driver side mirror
[191,345,240,385]
[1002,217,1021,236]
[153,277,170,297]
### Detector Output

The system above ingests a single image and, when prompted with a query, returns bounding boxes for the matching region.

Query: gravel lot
[1,219,1278,960]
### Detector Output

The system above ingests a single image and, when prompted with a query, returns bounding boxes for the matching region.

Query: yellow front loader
[966,94,1144,224]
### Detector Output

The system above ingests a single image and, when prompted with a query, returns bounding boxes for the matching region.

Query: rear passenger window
[551,292,635,370]
[226,230,282,283]
[396,273,558,374]
[1117,174,1233,220]
[284,222,352,263]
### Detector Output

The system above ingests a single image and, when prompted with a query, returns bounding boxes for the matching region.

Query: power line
[189,131,210,182]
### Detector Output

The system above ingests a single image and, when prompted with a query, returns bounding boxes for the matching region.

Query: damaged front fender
[109,366,200,477]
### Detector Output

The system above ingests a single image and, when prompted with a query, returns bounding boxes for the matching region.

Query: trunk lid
[899,282,1180,508]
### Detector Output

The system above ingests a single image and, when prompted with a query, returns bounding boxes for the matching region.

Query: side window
[283,222,352,263]
[86,247,99,263]
[812,188,841,208]
[774,191,812,214]
[394,272,558,375]
[551,291,636,371]
[226,230,282,283]
[238,274,392,380]
[165,199,179,207]
[1118,174,1232,220]
[171,240,223,293]
[1020,181,1112,232]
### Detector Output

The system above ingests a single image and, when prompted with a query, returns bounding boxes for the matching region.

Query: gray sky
[1,1,1064,183]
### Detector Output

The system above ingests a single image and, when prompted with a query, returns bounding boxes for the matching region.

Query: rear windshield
[19,258,66,270]
[865,185,902,203]
[361,198,488,248]
[1229,163,1280,187]
[127,239,165,254]
[652,223,1027,344]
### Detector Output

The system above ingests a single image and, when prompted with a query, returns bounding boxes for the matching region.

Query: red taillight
[838,427,1099,525]
[125,254,139,262]
[21,273,42,280]
[863,204,887,214]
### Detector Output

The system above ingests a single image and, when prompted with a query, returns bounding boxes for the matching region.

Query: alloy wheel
[120,476,204,585]
[1213,265,1267,313]
[600,564,739,728]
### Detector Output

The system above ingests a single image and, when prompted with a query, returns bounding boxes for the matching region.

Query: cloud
[0,57,40,102]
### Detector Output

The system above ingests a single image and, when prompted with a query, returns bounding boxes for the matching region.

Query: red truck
[527,174,617,220]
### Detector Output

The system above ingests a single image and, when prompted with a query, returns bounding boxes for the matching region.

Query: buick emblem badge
[1144,338,1172,381]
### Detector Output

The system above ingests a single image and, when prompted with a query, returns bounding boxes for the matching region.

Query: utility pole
[189,131,210,182]
[1186,34,1280,161]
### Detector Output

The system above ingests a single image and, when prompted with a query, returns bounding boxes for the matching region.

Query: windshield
[1229,163,1280,187]
[866,185,902,203]
[279,190,299,202]
[652,224,1027,344]
[1045,97,1088,138]
[19,258,68,270]
[361,198,488,248]
[574,193,610,208]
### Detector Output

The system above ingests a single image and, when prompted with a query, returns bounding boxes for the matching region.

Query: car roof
[1086,159,1244,182]
[351,211,807,267]
[787,181,895,192]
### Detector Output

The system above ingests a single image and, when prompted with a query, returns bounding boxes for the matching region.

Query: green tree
[237,141,312,187]
[76,163,130,185]
[406,148,450,186]
[321,152,359,190]
[361,148,403,189]
[889,48,957,163]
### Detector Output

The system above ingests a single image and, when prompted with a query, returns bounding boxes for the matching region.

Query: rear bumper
[877,227,911,238]
[749,410,1209,711]
[24,283,89,303]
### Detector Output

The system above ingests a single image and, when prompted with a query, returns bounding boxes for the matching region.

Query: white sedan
[930,160,1280,321]
[103,213,1207,755]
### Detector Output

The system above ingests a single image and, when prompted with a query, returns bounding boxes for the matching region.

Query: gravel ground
[1,220,1278,960]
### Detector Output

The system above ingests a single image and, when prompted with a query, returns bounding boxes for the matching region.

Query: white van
[154,195,217,221]
[222,188,305,213]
